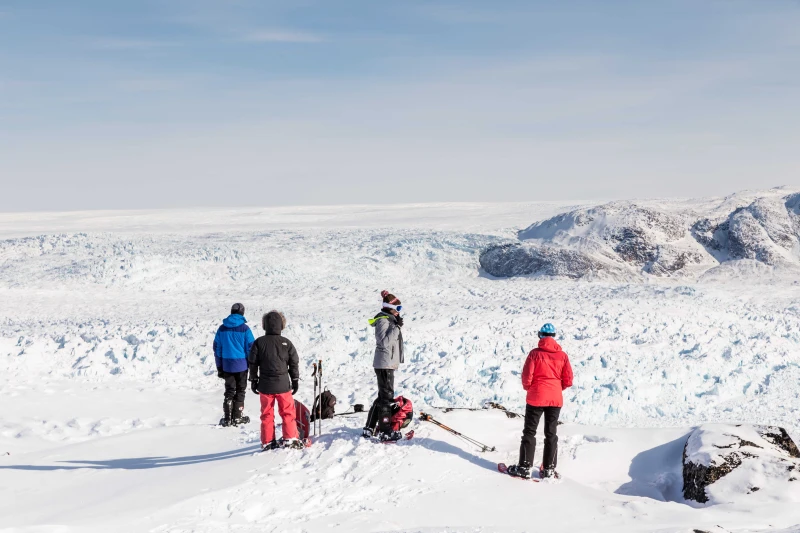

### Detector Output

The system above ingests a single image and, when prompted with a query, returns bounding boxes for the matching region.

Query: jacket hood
[222,314,247,327]
[369,311,393,327]
[263,311,284,335]
[537,336,562,352]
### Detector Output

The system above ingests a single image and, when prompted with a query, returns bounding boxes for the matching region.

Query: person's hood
[537,336,562,352]
[264,311,284,335]
[368,311,393,327]
[222,314,247,328]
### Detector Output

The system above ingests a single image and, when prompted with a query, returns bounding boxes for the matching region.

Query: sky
[0,0,799,212]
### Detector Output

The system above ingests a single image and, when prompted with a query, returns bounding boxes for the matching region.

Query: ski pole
[312,363,318,437]
[318,359,323,436]
[419,412,496,452]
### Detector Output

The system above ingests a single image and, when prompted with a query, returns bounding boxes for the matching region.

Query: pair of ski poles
[419,412,496,453]
[311,359,323,437]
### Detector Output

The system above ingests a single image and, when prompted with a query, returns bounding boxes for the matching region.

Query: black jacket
[248,311,300,395]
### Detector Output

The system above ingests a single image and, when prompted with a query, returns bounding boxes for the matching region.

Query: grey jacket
[370,312,404,369]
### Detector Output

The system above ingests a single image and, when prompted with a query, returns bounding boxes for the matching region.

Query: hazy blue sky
[1,1,798,211]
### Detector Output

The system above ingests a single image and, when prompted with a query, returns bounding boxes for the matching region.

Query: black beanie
[231,303,245,316]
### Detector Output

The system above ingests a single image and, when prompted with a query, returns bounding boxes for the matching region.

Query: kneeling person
[248,310,301,450]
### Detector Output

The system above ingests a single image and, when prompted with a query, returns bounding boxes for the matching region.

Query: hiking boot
[540,466,559,479]
[362,428,374,439]
[507,464,531,479]
[261,440,279,451]
[221,400,232,427]
[378,431,403,442]
[231,402,248,426]
[231,415,250,426]
[282,438,305,450]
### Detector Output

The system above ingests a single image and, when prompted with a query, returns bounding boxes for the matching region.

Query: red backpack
[389,396,414,431]
[295,400,311,440]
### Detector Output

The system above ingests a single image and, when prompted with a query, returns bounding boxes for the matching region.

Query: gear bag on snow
[311,388,336,421]
[295,400,311,440]
[380,396,413,432]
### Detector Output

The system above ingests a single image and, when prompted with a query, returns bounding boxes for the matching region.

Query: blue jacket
[213,314,255,373]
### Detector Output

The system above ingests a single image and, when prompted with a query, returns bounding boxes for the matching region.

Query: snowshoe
[281,438,305,450]
[539,465,561,480]
[372,430,414,444]
[232,415,250,426]
[506,464,531,479]
[261,440,279,452]
[379,430,404,442]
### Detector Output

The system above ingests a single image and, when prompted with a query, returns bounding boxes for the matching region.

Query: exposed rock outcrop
[481,189,800,279]
[478,243,606,279]
[683,424,800,504]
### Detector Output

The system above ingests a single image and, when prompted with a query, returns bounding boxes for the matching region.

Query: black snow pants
[365,369,395,432]
[518,405,561,469]
[223,370,249,419]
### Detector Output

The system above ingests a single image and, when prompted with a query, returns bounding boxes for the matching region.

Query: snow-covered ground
[2,195,800,532]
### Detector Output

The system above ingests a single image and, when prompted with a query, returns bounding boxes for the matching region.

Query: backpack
[311,388,336,421]
[389,396,414,432]
[294,400,311,440]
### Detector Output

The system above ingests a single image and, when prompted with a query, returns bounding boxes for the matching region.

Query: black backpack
[311,388,336,421]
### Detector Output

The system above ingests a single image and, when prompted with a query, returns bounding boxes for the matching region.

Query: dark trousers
[365,369,395,432]
[223,370,248,418]
[518,405,561,469]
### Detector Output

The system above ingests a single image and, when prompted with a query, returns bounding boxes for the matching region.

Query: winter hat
[538,323,556,338]
[381,290,401,310]
[231,303,245,316]
[262,310,287,331]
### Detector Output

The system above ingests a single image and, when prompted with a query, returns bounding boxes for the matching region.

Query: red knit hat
[381,290,401,306]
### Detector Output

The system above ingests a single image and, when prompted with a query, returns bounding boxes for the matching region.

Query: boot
[281,438,305,450]
[219,400,232,427]
[362,428,374,439]
[231,401,250,426]
[540,465,560,479]
[507,463,531,479]
[378,430,403,442]
[261,439,279,452]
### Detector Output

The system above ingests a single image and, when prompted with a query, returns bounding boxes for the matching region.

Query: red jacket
[521,337,573,407]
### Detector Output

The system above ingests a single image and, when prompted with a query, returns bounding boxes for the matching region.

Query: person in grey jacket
[363,290,405,440]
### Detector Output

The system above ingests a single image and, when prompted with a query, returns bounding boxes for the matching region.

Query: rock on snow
[683,423,800,504]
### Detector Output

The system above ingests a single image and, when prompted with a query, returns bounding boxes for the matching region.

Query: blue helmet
[538,323,556,338]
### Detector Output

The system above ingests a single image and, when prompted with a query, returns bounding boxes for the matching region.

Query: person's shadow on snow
[0,445,261,471]
[413,436,498,472]
[302,426,499,472]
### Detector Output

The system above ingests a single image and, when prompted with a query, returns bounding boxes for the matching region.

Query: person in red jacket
[507,323,573,479]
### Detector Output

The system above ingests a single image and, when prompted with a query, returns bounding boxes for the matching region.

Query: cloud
[242,29,323,43]
[92,39,182,50]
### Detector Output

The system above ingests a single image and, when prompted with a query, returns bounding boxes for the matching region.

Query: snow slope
[1,196,800,532]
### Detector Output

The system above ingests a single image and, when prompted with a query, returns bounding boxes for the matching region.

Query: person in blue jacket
[214,303,255,426]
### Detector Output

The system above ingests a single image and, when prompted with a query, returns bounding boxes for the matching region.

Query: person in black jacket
[248,310,301,450]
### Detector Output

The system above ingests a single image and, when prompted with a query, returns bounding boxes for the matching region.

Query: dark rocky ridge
[482,191,800,279]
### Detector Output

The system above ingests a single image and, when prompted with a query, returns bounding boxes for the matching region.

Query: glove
[250,380,259,395]
[291,379,299,395]
[395,315,404,328]
[217,369,224,379]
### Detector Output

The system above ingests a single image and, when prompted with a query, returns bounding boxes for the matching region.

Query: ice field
[1,195,800,533]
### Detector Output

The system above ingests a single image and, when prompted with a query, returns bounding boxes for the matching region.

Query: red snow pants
[259,392,298,444]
